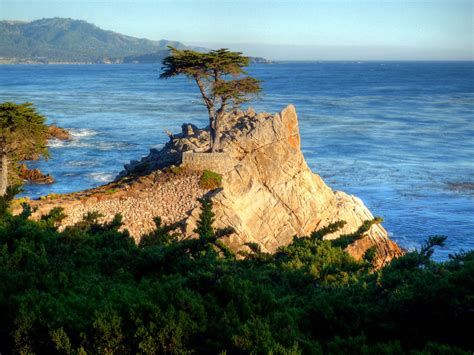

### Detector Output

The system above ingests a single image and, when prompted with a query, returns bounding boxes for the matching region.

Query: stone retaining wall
[182,151,237,174]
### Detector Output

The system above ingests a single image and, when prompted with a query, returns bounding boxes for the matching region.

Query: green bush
[39,193,61,200]
[169,165,185,175]
[199,170,222,190]
[0,198,472,353]
[103,188,118,195]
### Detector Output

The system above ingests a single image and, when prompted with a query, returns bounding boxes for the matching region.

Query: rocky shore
[17,125,71,185]
[23,170,208,239]
[18,164,54,184]
[19,105,404,267]
[47,124,71,140]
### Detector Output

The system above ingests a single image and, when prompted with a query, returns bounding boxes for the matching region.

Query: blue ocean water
[1,62,473,259]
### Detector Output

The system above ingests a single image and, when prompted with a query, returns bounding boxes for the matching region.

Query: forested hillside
[0,18,189,63]
[0,18,270,64]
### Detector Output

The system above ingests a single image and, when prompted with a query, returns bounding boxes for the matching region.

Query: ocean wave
[47,139,67,148]
[69,128,98,138]
[67,160,101,167]
[388,232,419,252]
[48,140,134,151]
[87,172,115,183]
[95,141,136,151]
[47,128,98,149]
[47,140,92,149]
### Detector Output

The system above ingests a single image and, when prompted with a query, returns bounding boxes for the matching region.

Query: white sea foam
[67,160,101,168]
[48,140,92,149]
[95,141,136,151]
[69,128,98,138]
[48,128,98,149]
[47,139,66,148]
[87,172,115,183]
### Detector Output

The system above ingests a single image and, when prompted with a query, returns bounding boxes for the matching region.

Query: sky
[1,0,473,60]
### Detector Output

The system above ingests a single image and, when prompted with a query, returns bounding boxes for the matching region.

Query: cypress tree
[0,102,49,195]
[160,48,261,151]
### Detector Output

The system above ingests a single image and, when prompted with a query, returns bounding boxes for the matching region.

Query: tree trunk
[211,134,221,152]
[209,114,216,152]
[211,120,221,153]
[0,152,8,196]
[193,75,217,152]
[211,105,227,153]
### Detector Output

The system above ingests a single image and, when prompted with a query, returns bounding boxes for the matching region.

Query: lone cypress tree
[160,47,261,152]
[0,102,49,195]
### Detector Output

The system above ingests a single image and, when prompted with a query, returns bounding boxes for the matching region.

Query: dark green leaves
[0,199,471,353]
[0,102,50,192]
[160,47,262,151]
[160,47,250,80]
[0,102,49,159]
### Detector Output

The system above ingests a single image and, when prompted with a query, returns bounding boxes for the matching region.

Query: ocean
[1,62,473,260]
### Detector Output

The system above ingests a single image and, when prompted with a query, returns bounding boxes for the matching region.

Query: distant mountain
[0,18,194,63]
[0,18,271,64]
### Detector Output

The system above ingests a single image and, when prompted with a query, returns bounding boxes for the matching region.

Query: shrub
[40,193,61,201]
[0,196,472,353]
[199,170,222,190]
[161,165,186,175]
[103,188,118,195]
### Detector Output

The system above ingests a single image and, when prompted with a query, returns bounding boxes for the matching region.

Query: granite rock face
[121,105,403,266]
[118,123,210,178]
[183,105,403,266]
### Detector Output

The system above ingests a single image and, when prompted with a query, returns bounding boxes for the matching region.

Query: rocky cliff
[125,105,403,266]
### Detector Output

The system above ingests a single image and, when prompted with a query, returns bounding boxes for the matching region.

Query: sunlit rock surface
[181,105,403,266]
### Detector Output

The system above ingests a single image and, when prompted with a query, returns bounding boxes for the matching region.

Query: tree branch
[194,75,213,112]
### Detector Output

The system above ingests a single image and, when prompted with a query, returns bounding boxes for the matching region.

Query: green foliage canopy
[161,47,261,151]
[0,102,49,193]
[0,197,472,353]
[0,102,49,160]
[199,169,222,190]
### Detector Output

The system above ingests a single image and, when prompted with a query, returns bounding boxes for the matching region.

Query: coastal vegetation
[0,194,472,353]
[199,170,222,189]
[0,102,50,196]
[161,47,261,151]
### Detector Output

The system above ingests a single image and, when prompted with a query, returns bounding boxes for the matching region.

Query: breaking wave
[69,128,98,138]
[86,172,116,183]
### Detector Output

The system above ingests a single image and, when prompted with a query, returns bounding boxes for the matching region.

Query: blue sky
[1,0,472,60]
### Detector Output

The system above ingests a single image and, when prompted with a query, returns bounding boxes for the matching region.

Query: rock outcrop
[22,171,209,238]
[118,123,210,178]
[19,164,55,184]
[25,105,402,267]
[48,124,71,141]
[124,105,403,266]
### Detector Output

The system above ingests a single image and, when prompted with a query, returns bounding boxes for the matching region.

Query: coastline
[0,58,274,65]
[4,62,473,260]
